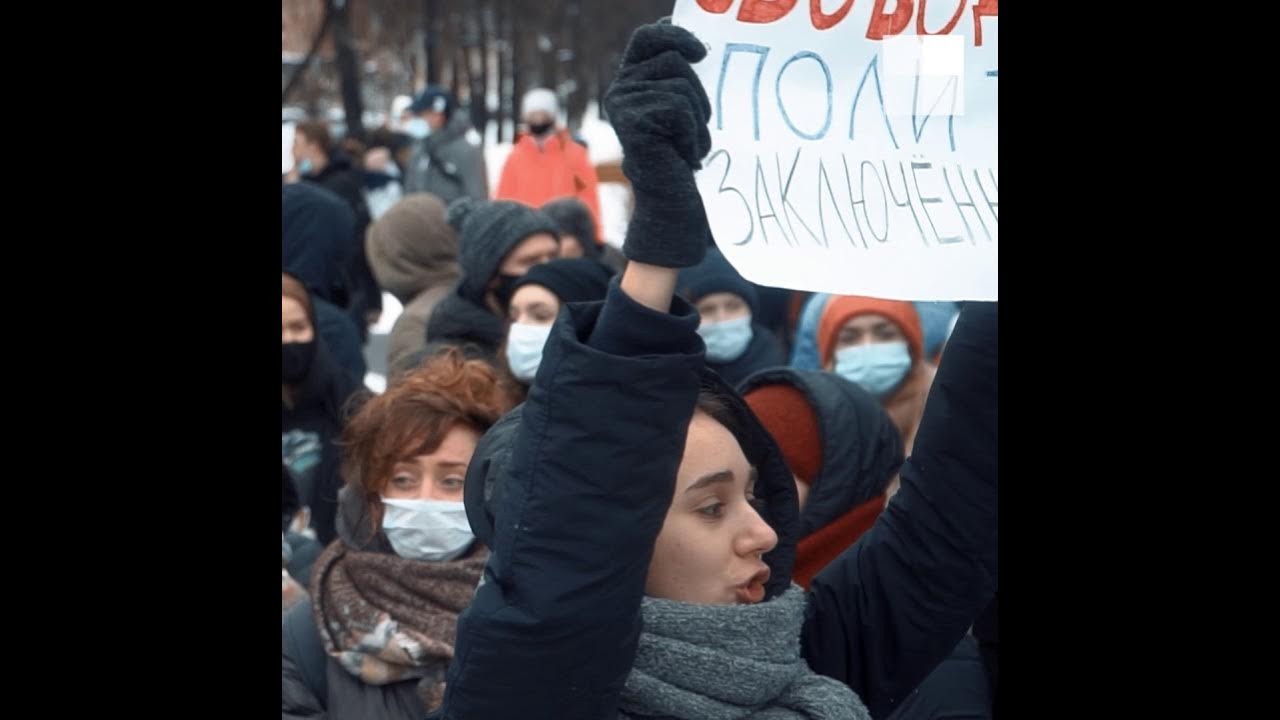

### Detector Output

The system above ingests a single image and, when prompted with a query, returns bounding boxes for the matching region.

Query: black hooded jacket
[440,280,997,720]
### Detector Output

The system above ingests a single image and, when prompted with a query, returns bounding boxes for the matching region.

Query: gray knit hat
[446,198,560,302]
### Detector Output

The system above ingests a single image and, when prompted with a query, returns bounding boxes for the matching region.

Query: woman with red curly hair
[282,350,514,720]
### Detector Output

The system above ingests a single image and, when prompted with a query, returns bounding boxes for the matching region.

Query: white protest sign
[672,0,997,300]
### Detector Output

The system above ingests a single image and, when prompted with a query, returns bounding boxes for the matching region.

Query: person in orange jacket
[496,88,602,239]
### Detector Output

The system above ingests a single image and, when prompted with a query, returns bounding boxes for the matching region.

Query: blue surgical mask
[697,315,753,363]
[505,322,553,382]
[833,341,912,399]
[406,117,431,140]
[296,158,313,176]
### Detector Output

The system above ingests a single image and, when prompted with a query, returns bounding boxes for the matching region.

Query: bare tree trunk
[510,2,524,134]
[564,0,586,130]
[451,13,467,105]
[407,43,420,92]
[593,59,609,118]
[536,0,561,92]
[441,36,452,91]
[332,0,365,140]
[422,0,441,85]
[495,0,509,142]
[468,0,488,139]
[601,40,629,120]
[538,34,556,92]
[303,83,323,118]
[283,1,334,105]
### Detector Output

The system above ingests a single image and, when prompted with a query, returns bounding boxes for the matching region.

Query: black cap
[409,85,455,118]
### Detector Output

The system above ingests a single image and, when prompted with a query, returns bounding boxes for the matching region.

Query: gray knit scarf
[619,584,870,720]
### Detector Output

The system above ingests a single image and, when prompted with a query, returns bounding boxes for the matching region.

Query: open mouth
[735,567,771,604]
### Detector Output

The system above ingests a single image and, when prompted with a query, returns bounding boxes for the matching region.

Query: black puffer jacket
[887,635,992,720]
[283,182,354,305]
[311,297,367,383]
[422,285,507,361]
[283,186,368,380]
[440,281,997,719]
[304,153,382,336]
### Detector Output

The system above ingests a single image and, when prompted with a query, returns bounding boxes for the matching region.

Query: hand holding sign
[606,21,715,269]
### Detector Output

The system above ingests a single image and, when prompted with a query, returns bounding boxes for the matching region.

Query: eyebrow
[686,470,734,493]
[396,459,468,469]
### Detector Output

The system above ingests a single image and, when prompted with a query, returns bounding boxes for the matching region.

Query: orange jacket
[496,131,602,240]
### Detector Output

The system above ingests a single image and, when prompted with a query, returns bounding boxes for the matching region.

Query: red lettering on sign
[972,0,997,47]
[916,0,966,36]
[738,0,798,24]
[695,0,737,13]
[867,0,912,40]
[810,0,856,30]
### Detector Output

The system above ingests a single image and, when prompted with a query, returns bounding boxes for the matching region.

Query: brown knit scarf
[309,539,488,711]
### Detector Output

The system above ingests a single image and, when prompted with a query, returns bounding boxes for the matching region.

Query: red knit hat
[817,296,923,367]
[743,384,823,485]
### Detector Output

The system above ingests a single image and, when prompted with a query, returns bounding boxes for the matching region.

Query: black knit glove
[605,21,713,269]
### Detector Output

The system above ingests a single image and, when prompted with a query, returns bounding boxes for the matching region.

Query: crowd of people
[283,20,997,720]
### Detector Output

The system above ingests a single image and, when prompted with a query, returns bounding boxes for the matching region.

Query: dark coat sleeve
[440,280,705,719]
[885,636,992,720]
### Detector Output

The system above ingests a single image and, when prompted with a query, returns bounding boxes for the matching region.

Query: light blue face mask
[406,117,431,140]
[296,158,314,176]
[505,322,553,382]
[380,498,474,561]
[697,315,754,363]
[833,341,912,399]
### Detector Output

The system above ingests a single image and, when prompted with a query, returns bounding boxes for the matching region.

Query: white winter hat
[521,88,559,118]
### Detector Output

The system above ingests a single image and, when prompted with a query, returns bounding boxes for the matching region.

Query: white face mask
[505,322,553,382]
[697,315,754,363]
[380,498,474,561]
[406,117,431,140]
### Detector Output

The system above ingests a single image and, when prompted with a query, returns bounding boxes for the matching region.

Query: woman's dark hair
[694,382,748,446]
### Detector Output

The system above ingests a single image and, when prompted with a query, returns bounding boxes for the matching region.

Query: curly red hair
[340,349,514,526]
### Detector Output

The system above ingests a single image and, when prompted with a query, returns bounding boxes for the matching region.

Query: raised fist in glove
[605,21,714,268]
